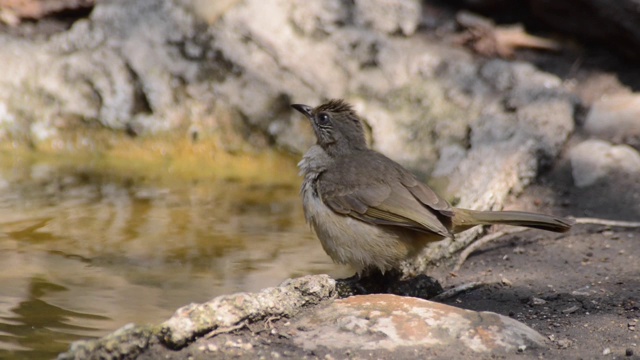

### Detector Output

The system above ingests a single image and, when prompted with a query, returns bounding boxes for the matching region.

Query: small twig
[454,228,526,271]
[264,315,282,329]
[432,282,487,301]
[573,217,640,228]
[205,321,248,339]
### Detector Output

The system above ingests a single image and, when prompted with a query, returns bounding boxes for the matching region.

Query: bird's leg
[335,268,392,297]
[335,273,369,297]
[368,269,444,299]
[335,268,444,299]
[386,273,444,300]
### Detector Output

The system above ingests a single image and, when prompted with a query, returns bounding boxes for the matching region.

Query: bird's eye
[317,113,330,125]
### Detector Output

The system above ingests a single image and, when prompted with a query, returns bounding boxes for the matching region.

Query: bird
[292,99,573,275]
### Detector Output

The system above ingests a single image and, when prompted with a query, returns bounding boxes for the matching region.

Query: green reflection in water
[0,150,349,359]
[0,277,108,360]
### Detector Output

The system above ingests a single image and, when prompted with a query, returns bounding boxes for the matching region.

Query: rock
[529,297,547,306]
[569,139,640,188]
[58,276,551,359]
[432,144,467,177]
[59,324,154,360]
[353,0,422,36]
[58,275,336,359]
[556,338,573,349]
[410,60,574,274]
[160,275,336,348]
[292,294,546,355]
[0,0,573,160]
[584,93,640,149]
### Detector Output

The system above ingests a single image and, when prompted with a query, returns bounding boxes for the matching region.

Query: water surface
[0,150,347,359]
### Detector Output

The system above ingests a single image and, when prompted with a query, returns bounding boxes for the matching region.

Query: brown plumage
[293,100,573,274]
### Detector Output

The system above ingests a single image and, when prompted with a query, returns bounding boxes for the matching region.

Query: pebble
[603,347,611,355]
[572,286,592,296]
[530,297,547,305]
[556,339,572,349]
[561,305,580,314]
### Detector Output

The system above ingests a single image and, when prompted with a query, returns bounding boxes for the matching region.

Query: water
[0,151,347,359]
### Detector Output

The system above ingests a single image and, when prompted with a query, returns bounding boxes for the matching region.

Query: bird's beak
[291,104,314,119]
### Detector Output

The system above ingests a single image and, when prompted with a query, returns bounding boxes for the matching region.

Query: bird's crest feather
[316,99,355,115]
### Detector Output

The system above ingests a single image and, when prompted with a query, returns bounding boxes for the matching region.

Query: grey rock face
[0,0,572,163]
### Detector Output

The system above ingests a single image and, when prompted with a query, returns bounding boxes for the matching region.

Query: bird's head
[291,99,367,155]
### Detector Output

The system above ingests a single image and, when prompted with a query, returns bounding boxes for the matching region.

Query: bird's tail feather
[452,208,574,233]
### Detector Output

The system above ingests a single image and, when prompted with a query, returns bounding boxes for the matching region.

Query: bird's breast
[300,177,414,273]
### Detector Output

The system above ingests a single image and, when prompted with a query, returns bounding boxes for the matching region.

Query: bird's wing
[320,178,452,238]
[397,167,454,216]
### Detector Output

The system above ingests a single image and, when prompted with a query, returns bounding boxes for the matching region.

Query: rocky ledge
[58,275,549,360]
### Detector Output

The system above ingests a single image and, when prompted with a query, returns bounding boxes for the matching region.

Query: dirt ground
[437,157,640,359]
